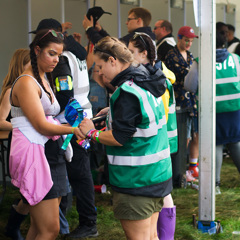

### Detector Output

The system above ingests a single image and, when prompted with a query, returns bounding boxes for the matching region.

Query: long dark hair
[29,29,64,102]
[129,33,156,66]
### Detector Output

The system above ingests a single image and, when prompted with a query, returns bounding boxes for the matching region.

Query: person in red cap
[165,26,199,183]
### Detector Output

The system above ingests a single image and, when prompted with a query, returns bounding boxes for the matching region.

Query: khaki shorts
[112,191,162,220]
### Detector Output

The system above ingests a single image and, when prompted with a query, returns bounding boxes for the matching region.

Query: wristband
[86,129,96,138]
[93,130,102,143]
[85,26,92,32]
[71,127,77,134]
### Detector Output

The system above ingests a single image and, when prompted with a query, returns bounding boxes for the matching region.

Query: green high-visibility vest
[106,81,172,189]
[196,53,240,113]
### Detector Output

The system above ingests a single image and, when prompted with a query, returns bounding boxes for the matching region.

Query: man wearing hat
[165,26,199,182]
[31,18,98,239]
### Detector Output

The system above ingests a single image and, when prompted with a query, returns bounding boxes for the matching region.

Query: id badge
[55,76,73,91]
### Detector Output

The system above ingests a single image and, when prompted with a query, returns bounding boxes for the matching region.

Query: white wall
[0,0,28,83]
[142,0,169,29]
[65,0,88,46]
[31,0,62,41]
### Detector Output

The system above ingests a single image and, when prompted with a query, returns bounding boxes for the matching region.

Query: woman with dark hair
[9,29,81,239]
[128,32,177,240]
[79,36,172,240]
[185,31,240,195]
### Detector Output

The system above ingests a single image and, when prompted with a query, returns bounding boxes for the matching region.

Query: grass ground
[1,156,240,240]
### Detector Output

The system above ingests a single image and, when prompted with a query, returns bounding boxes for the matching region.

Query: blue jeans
[59,207,69,234]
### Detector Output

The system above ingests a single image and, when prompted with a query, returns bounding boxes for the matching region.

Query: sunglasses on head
[133,32,148,50]
[94,46,116,60]
[39,29,64,41]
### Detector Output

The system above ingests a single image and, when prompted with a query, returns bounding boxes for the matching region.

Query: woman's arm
[12,76,81,138]
[0,89,12,131]
[79,117,122,146]
[80,91,141,146]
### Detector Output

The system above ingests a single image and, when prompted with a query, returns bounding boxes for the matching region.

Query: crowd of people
[1,5,240,240]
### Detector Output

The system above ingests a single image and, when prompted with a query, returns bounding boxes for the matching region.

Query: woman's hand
[73,127,83,140]
[95,107,109,127]
[82,15,93,30]
[79,118,95,138]
[96,107,109,116]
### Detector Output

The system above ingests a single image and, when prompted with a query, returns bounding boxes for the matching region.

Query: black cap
[86,6,111,27]
[29,18,62,34]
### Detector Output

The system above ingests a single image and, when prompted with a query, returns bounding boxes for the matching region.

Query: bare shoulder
[12,74,41,102]
[14,74,40,92]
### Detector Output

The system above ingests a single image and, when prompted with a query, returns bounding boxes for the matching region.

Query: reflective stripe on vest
[108,147,170,166]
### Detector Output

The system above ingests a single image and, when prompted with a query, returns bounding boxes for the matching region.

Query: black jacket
[110,64,167,145]
[64,35,87,60]
[156,33,176,61]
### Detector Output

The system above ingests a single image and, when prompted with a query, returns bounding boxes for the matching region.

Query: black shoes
[5,206,26,240]
[67,224,99,239]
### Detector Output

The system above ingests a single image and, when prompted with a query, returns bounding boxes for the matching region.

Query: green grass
[1,157,240,239]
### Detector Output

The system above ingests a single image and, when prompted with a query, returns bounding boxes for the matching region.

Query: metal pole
[27,0,32,44]
[198,0,216,225]
[168,0,171,22]
[87,0,90,10]
[60,0,65,23]
[117,0,121,38]
[183,0,186,26]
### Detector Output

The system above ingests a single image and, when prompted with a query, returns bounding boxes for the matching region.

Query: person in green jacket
[79,36,172,240]
[128,32,177,240]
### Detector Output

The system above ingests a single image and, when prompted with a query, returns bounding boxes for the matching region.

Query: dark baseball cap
[86,6,111,26]
[29,18,62,34]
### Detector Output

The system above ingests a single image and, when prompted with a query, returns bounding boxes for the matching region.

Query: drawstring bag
[61,98,84,150]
